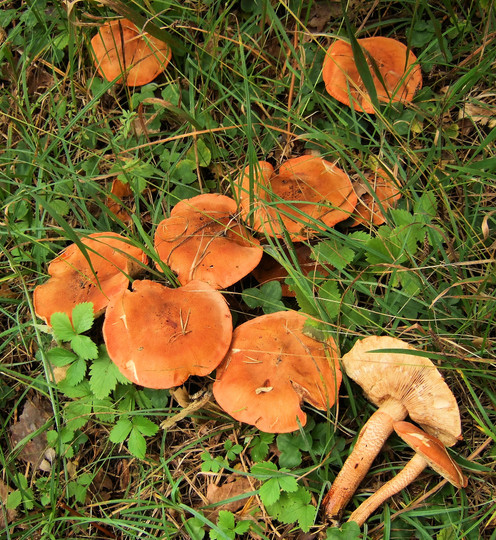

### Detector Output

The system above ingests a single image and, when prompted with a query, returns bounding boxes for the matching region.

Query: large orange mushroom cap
[322,37,422,113]
[236,156,357,241]
[213,311,341,433]
[90,19,172,87]
[33,232,148,324]
[154,193,263,289]
[103,279,232,389]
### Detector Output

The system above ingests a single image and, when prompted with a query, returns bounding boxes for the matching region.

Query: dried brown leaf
[10,397,55,471]
[0,479,17,529]
[204,475,255,520]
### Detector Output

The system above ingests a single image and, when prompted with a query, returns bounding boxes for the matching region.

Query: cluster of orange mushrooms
[32,18,468,527]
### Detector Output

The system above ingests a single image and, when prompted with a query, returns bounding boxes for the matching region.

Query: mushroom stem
[348,421,467,526]
[347,453,427,526]
[323,399,407,520]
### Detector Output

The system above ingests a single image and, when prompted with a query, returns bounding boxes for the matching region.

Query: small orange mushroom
[351,168,402,227]
[106,179,134,225]
[348,421,467,526]
[236,155,357,241]
[103,279,232,389]
[252,243,330,297]
[322,37,422,113]
[154,193,263,289]
[90,18,172,87]
[212,311,341,433]
[33,232,147,324]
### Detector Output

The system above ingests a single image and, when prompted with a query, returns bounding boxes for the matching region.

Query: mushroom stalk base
[348,453,426,526]
[323,399,407,520]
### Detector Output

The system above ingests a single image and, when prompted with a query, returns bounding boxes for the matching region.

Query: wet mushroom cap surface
[342,335,462,445]
[33,232,147,324]
[236,156,357,241]
[213,311,341,433]
[322,37,422,113]
[90,18,172,86]
[154,193,263,289]
[103,279,232,389]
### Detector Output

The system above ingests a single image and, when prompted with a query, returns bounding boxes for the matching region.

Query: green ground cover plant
[1,0,495,538]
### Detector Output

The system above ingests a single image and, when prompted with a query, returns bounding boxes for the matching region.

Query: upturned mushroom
[33,232,147,324]
[235,156,357,241]
[154,193,263,289]
[322,37,422,114]
[90,18,172,86]
[348,421,467,526]
[212,311,341,433]
[103,279,232,389]
[323,335,461,521]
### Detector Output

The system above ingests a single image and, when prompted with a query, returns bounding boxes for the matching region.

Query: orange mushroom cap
[154,193,263,289]
[252,243,330,297]
[351,168,402,227]
[236,156,357,241]
[213,311,341,433]
[394,421,467,488]
[103,279,232,389]
[106,179,134,225]
[347,421,466,526]
[322,37,422,113]
[33,232,147,324]
[90,18,172,87]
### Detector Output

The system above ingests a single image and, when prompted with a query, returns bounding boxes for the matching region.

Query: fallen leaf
[0,479,17,529]
[10,397,55,471]
[306,1,342,33]
[460,99,496,128]
[204,474,256,520]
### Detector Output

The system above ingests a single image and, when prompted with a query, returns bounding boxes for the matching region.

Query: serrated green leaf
[319,281,342,321]
[50,312,76,341]
[325,521,361,539]
[217,510,235,531]
[65,356,87,386]
[186,138,211,167]
[109,418,133,443]
[89,348,130,399]
[132,416,159,437]
[259,477,282,506]
[250,461,278,477]
[295,503,317,533]
[173,159,197,184]
[249,432,274,462]
[47,347,76,366]
[92,397,115,422]
[71,335,98,360]
[64,398,92,431]
[277,475,299,493]
[234,520,251,534]
[57,379,92,399]
[266,486,314,531]
[312,240,355,272]
[6,490,22,510]
[71,302,94,334]
[128,428,146,459]
[414,190,437,221]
